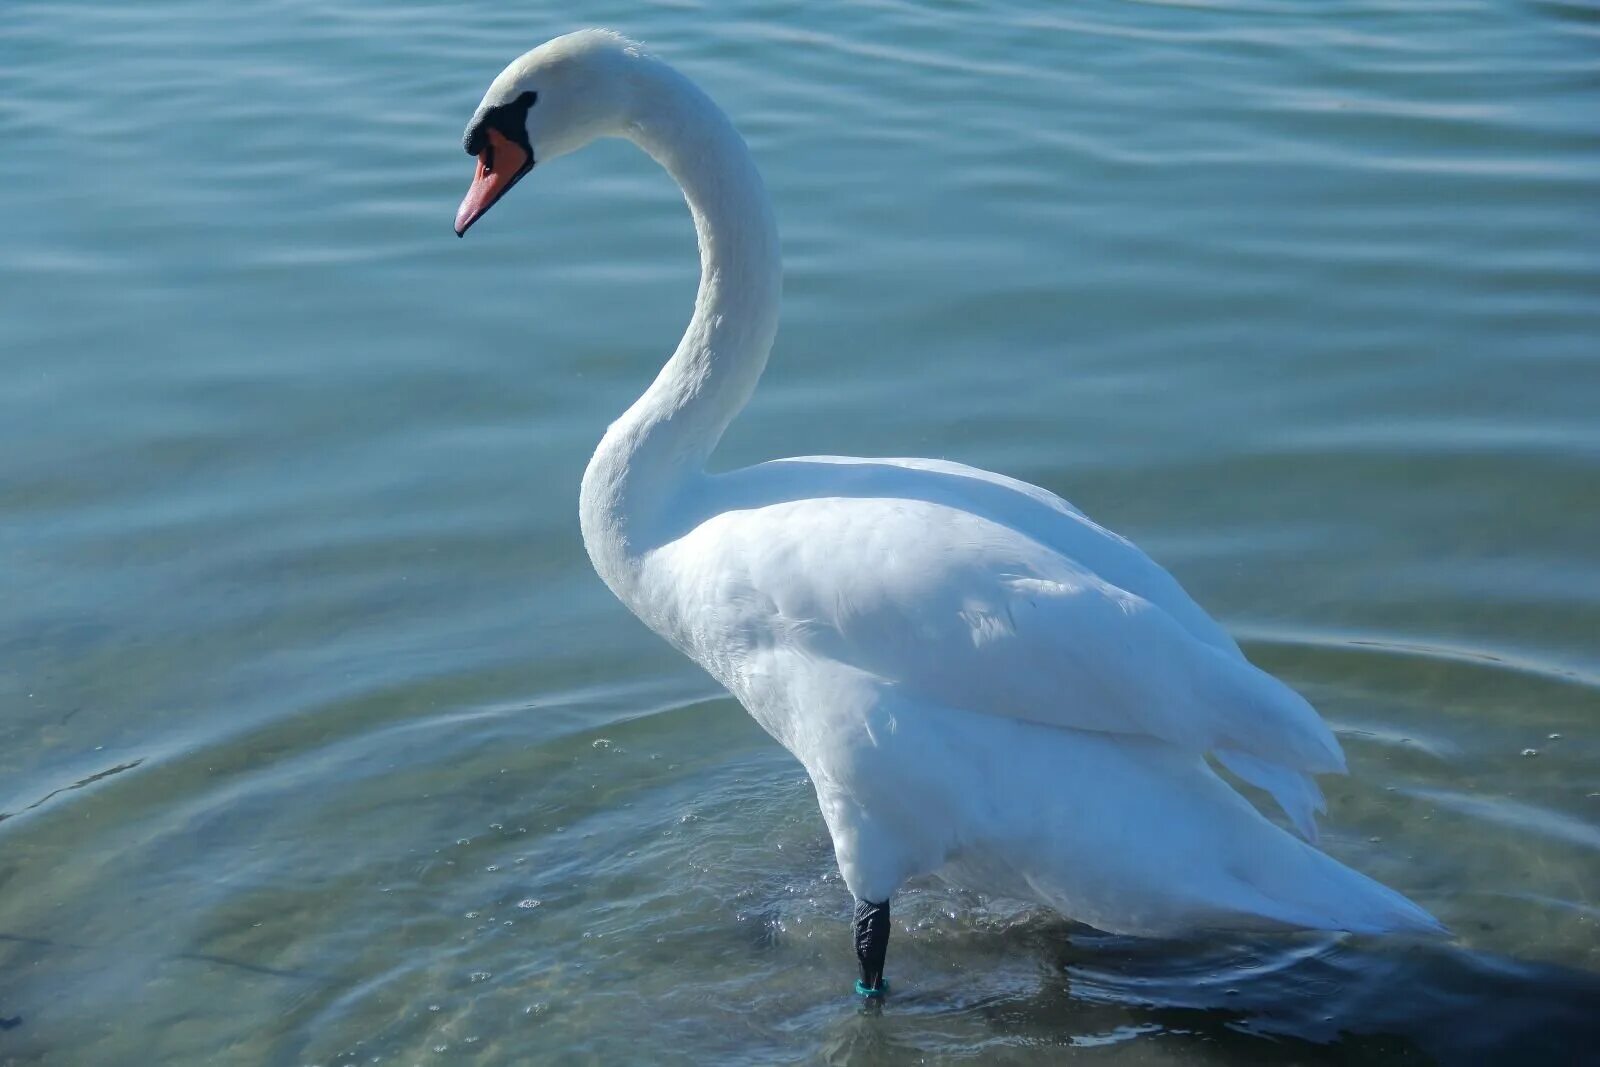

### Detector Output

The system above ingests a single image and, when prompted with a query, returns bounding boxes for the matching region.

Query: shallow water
[3,0,1599,1063]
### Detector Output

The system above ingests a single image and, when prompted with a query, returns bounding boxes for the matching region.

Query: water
[3,0,1598,1062]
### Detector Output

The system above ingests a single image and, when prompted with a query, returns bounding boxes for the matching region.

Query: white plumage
[460,30,1444,962]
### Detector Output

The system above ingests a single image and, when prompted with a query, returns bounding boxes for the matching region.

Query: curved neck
[580,56,781,587]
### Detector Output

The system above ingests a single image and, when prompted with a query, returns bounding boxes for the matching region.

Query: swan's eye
[463,91,536,157]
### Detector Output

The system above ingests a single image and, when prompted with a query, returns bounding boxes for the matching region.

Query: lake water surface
[3,1,1599,1063]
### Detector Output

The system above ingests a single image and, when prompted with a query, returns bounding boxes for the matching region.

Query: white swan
[454,30,1444,997]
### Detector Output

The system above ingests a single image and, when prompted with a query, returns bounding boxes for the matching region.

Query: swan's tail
[910,705,1447,941]
[1226,828,1449,937]
[1203,753,1445,936]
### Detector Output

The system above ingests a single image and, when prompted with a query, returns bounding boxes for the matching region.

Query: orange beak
[455,126,533,237]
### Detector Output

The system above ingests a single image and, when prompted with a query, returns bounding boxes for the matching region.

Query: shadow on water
[1065,927,1592,1064]
[819,914,1600,1065]
[0,929,329,1035]
[0,931,325,984]
[0,759,144,825]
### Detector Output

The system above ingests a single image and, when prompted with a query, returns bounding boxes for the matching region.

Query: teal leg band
[853,898,891,996]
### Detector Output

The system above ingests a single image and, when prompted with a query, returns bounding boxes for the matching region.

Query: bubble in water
[469,971,492,983]
[464,911,479,919]
[592,738,612,750]
[517,898,541,909]
[486,865,499,872]
[1548,733,1562,741]
[1522,748,1539,757]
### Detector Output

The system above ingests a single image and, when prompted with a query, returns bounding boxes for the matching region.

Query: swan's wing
[656,494,1345,779]
[724,455,1241,655]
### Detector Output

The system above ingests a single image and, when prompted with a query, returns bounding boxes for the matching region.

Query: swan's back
[719,454,1240,651]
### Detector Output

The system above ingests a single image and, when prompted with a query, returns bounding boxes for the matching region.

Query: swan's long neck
[579,56,781,592]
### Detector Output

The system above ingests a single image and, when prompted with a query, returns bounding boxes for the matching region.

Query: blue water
[3,1,1598,1063]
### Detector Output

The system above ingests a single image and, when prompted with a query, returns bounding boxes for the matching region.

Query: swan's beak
[455,127,533,237]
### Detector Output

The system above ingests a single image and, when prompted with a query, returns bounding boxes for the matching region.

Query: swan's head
[455,29,643,237]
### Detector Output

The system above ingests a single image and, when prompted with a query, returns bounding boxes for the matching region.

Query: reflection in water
[0,634,1597,1063]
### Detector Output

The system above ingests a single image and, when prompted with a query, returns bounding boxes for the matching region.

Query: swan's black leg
[853,897,891,997]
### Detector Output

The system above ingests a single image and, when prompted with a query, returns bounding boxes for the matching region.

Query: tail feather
[1191,645,1348,775]
[1215,748,1327,843]
[1237,828,1450,938]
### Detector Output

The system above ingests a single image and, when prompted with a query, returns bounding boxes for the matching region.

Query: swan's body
[455,30,1443,993]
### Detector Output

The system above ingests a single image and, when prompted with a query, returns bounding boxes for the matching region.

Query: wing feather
[656,491,1346,789]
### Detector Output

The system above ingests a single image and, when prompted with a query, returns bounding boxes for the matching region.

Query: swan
[453,29,1445,998]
